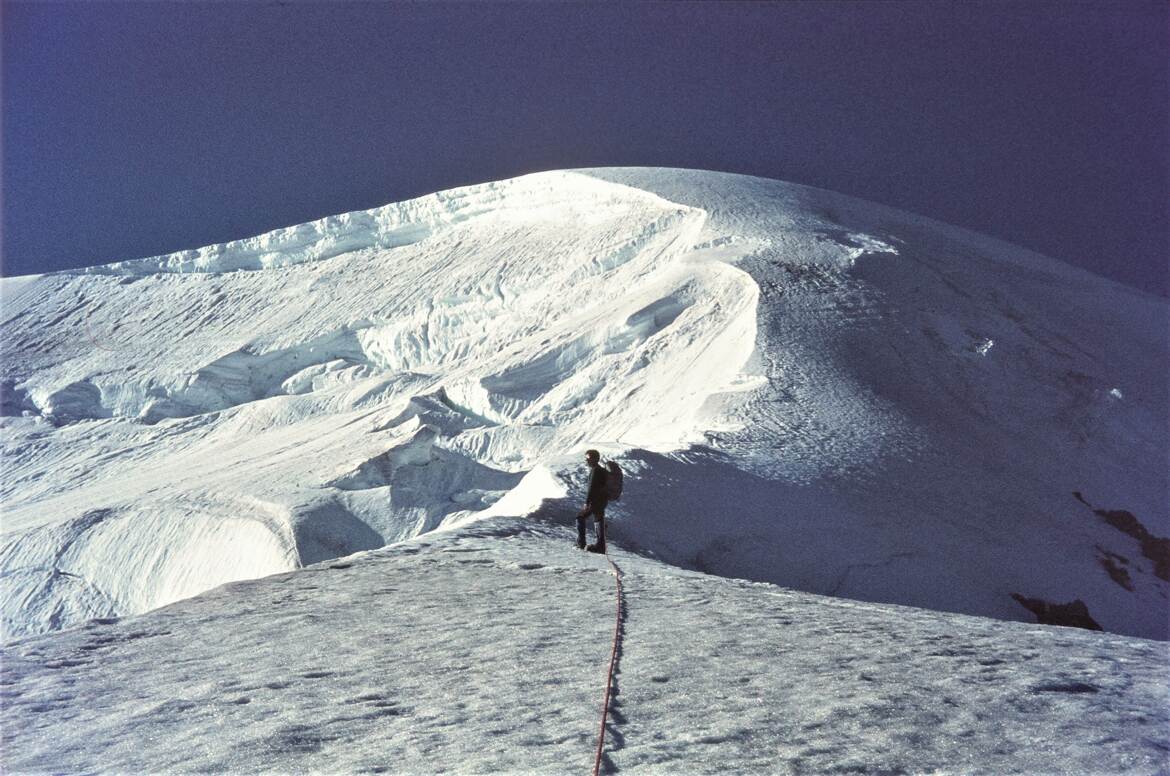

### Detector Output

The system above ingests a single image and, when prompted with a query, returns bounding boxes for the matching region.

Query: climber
[576,449,608,553]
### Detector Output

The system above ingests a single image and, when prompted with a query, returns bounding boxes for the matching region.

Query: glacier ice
[2,167,1167,641]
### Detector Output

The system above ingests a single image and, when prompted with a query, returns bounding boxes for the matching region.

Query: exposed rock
[1096,548,1134,591]
[1011,594,1103,631]
[1074,492,1170,582]
[1095,510,1170,583]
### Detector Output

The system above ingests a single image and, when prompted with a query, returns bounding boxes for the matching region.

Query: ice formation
[2,167,1167,642]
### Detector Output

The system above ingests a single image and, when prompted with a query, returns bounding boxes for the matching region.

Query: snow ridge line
[592,553,624,776]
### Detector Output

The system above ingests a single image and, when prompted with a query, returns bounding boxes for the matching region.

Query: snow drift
[2,167,1167,640]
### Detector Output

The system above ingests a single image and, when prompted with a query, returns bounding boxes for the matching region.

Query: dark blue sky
[3,1,1167,296]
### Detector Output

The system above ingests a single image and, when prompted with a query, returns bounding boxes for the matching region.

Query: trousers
[576,502,606,547]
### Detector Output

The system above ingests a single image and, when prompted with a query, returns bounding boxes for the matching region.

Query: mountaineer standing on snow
[576,449,608,553]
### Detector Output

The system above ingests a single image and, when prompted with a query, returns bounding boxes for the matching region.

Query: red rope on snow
[592,552,623,776]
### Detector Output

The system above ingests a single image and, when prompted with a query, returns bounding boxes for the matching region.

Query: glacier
[3,167,1165,641]
[2,166,1168,773]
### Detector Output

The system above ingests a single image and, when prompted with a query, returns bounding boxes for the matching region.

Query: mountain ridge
[2,167,1166,641]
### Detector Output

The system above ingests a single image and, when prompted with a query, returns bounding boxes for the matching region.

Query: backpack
[604,461,623,501]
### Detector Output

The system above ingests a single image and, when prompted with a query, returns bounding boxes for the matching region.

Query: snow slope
[2,516,1167,774]
[1,167,1167,644]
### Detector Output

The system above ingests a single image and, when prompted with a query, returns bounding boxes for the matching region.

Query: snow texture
[3,167,1166,642]
[1,167,1168,772]
[2,519,1167,774]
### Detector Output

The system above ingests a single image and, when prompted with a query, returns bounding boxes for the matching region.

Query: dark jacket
[586,463,609,507]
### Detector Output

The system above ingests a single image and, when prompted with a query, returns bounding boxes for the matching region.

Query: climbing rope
[592,552,624,776]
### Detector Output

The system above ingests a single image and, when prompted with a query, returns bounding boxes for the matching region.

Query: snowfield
[1,167,1168,772]
[3,517,1168,774]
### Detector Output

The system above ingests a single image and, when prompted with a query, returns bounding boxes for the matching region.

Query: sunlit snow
[1,167,1167,772]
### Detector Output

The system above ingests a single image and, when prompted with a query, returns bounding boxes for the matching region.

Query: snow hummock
[1,166,1168,771]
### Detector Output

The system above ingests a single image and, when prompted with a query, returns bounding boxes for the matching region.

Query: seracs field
[1,167,1168,773]
[3,167,1165,640]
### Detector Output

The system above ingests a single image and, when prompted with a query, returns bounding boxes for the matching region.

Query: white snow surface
[2,166,1169,772]
[2,518,1168,774]
[3,167,1166,643]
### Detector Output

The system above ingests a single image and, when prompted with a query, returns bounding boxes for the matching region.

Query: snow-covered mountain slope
[3,517,1167,774]
[1,167,1167,641]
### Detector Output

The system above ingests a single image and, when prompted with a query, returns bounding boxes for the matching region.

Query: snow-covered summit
[2,167,1167,642]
